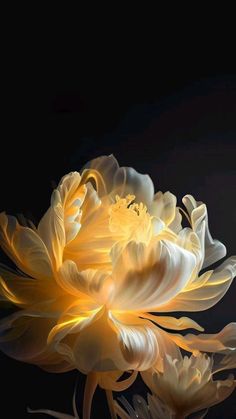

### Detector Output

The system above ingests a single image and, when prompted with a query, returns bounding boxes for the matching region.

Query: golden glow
[109,194,154,243]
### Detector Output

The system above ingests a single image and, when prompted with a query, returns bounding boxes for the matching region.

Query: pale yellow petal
[151,191,177,226]
[38,172,86,268]
[0,307,72,371]
[0,213,53,280]
[157,256,236,312]
[142,313,204,332]
[57,260,112,304]
[183,195,226,268]
[170,322,236,354]
[111,239,196,311]
[0,266,61,307]
[81,154,119,196]
[109,312,159,371]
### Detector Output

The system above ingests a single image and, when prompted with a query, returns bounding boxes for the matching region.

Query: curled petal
[81,154,119,196]
[57,260,111,301]
[142,313,204,332]
[98,370,138,391]
[111,239,196,311]
[49,308,160,373]
[151,191,177,226]
[0,308,72,371]
[110,312,159,371]
[183,195,226,268]
[157,256,236,312]
[64,184,115,271]
[0,265,61,307]
[113,166,155,209]
[0,213,53,280]
[83,154,155,207]
[38,172,86,268]
[170,322,236,354]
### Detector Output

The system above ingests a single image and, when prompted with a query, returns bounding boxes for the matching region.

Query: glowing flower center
[109,194,153,243]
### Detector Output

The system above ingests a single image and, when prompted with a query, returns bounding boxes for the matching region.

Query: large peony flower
[0,155,235,418]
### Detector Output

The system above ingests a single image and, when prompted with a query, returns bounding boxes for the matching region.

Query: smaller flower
[140,352,236,418]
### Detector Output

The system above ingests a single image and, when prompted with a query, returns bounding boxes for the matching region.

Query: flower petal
[38,172,86,268]
[110,312,159,371]
[151,191,177,226]
[113,166,154,208]
[64,183,117,271]
[142,313,204,332]
[110,239,196,311]
[0,213,53,280]
[170,322,236,354]
[157,256,236,312]
[49,307,160,373]
[98,370,138,391]
[81,154,119,196]
[0,265,61,307]
[0,306,73,371]
[183,195,226,268]
[57,260,112,303]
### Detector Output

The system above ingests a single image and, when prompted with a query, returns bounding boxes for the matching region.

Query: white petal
[82,154,119,196]
[111,239,196,311]
[151,191,177,226]
[57,260,112,302]
[0,213,53,280]
[110,312,159,371]
[113,166,154,208]
[170,322,236,354]
[183,195,226,268]
[157,256,236,312]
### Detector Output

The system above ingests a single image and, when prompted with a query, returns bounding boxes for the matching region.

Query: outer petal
[183,195,226,268]
[0,213,53,280]
[0,300,74,371]
[81,154,120,196]
[38,172,86,268]
[98,370,138,391]
[156,256,236,312]
[142,313,204,332]
[170,323,236,354]
[151,191,177,226]
[110,239,196,311]
[0,265,62,307]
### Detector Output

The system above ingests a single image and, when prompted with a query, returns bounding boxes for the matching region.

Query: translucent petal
[0,213,53,280]
[111,239,196,311]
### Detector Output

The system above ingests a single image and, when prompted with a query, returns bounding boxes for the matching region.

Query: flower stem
[105,390,117,419]
[83,372,98,419]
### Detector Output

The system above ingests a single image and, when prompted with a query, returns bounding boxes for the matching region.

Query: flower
[0,156,235,416]
[117,352,236,419]
[141,351,236,418]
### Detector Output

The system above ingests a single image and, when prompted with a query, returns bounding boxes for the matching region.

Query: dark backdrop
[0,60,235,419]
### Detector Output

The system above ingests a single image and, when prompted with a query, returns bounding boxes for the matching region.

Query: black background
[0,41,235,418]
